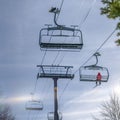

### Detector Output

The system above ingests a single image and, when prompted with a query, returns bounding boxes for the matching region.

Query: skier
[96,72,102,85]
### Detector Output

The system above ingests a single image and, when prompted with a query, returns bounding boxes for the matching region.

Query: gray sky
[0,0,120,120]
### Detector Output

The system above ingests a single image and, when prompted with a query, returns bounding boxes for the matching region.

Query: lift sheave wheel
[37,65,74,79]
[47,112,62,120]
[26,100,43,111]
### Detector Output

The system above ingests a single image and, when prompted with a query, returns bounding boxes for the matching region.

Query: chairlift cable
[53,0,96,66]
[38,0,96,94]
[79,0,96,28]
[35,0,114,117]
[95,28,116,55]
[41,49,47,65]
[58,28,116,110]
[35,2,115,119]
[52,51,60,65]
[32,79,38,94]
[30,84,52,120]
[49,0,85,65]
[27,1,65,119]
[58,54,65,65]
[59,80,71,101]
[57,0,65,19]
[56,0,97,110]
[41,0,93,64]
[34,0,65,109]
[42,81,53,102]
[40,0,114,114]
[40,0,65,65]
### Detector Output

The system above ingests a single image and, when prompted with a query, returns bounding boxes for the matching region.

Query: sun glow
[3,93,41,104]
[12,96,31,102]
[4,96,31,104]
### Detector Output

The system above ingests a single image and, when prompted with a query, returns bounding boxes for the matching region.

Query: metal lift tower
[37,65,74,120]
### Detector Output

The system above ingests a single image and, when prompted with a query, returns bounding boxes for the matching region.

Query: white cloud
[111,79,120,97]
[63,108,98,116]
[0,0,120,120]
[65,87,109,106]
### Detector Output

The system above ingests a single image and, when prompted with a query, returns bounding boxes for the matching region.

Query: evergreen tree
[101,0,120,45]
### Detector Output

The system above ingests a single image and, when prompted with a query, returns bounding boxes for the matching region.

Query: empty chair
[37,65,74,79]
[26,100,43,110]
[39,7,83,51]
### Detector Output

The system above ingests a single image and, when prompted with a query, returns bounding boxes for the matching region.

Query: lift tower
[37,65,74,120]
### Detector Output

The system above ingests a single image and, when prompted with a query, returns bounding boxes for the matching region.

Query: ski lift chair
[37,65,74,79]
[26,100,43,110]
[80,65,109,82]
[39,7,83,51]
[79,52,109,83]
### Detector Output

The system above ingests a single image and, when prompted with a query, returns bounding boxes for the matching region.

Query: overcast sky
[0,0,120,120]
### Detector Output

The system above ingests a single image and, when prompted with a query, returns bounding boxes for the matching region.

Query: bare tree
[0,104,15,120]
[93,94,120,120]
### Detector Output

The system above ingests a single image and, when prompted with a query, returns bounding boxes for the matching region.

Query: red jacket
[97,73,102,80]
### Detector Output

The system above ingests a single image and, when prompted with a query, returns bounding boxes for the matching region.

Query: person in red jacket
[96,72,102,85]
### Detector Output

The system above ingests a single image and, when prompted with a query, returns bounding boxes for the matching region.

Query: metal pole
[53,78,59,120]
